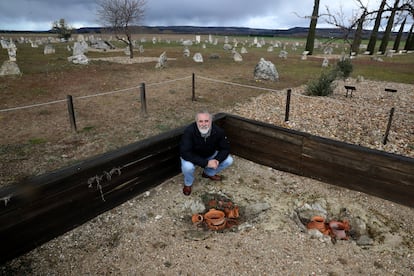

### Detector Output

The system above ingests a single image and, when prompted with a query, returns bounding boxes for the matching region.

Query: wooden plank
[0,127,184,264]
[223,115,305,146]
[0,162,179,264]
[220,114,304,174]
[0,133,182,211]
[0,147,180,230]
[302,136,414,184]
[302,135,414,173]
[301,136,414,207]
[227,128,303,174]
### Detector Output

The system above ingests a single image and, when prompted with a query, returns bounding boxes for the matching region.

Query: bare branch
[96,0,146,58]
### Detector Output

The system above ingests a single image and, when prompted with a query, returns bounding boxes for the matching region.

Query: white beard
[198,127,210,135]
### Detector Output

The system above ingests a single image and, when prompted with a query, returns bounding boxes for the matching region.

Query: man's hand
[207,159,219,169]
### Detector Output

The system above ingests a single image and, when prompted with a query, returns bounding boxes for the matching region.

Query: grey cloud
[0,0,382,31]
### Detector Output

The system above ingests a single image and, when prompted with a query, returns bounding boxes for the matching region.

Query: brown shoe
[183,185,192,196]
[202,172,222,181]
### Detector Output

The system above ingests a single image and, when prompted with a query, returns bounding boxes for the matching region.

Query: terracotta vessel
[307,216,329,234]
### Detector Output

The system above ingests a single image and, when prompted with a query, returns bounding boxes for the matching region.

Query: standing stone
[44,44,55,55]
[193,53,203,63]
[68,40,89,64]
[7,42,17,61]
[254,58,279,81]
[323,46,333,55]
[30,41,39,48]
[0,60,21,76]
[240,47,248,54]
[279,50,288,59]
[0,39,9,49]
[183,47,190,57]
[182,40,193,46]
[124,46,130,56]
[223,44,233,51]
[233,51,243,62]
[73,41,88,56]
[137,45,143,53]
[155,51,167,68]
[322,57,329,67]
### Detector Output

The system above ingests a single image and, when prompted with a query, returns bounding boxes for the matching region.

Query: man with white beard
[179,111,233,196]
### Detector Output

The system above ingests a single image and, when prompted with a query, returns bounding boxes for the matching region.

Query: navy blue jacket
[180,122,230,168]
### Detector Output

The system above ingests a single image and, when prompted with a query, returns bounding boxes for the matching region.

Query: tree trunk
[379,0,400,54]
[305,0,320,55]
[393,17,406,51]
[367,0,387,55]
[351,12,367,55]
[405,24,414,51]
[127,34,134,59]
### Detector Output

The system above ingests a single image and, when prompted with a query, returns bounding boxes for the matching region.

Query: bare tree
[393,16,407,51]
[323,2,368,56]
[96,0,146,58]
[351,9,368,55]
[367,0,387,55]
[379,0,401,54]
[404,23,414,50]
[305,0,320,55]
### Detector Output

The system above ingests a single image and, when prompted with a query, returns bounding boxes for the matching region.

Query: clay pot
[307,216,326,230]
[329,221,349,240]
[191,214,203,224]
[204,208,226,230]
[224,206,239,219]
[307,216,329,234]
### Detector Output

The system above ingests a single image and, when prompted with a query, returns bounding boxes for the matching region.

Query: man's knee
[222,155,233,168]
[181,159,195,172]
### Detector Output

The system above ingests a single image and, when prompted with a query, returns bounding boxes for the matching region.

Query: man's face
[196,113,211,134]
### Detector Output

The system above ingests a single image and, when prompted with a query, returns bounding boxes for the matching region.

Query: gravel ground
[1,79,413,275]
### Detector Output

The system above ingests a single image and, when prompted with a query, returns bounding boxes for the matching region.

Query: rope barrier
[1,74,412,120]
[197,76,281,93]
[0,99,67,112]
[197,75,413,119]
[146,76,192,87]
[0,76,191,112]
[76,86,138,100]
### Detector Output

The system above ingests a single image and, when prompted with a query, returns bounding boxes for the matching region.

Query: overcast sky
[0,0,397,32]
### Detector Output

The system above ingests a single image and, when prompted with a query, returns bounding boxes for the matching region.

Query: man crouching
[180,111,233,196]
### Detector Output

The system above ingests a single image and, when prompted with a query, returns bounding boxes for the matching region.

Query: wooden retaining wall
[219,115,414,208]
[1,113,413,264]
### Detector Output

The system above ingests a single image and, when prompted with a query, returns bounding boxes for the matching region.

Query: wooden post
[285,89,291,122]
[192,73,196,101]
[140,83,148,116]
[383,107,395,145]
[66,95,77,132]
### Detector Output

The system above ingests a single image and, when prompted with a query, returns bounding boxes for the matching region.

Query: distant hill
[1,25,397,40]
[75,26,394,40]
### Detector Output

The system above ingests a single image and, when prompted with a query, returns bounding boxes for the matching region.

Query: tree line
[305,0,414,55]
